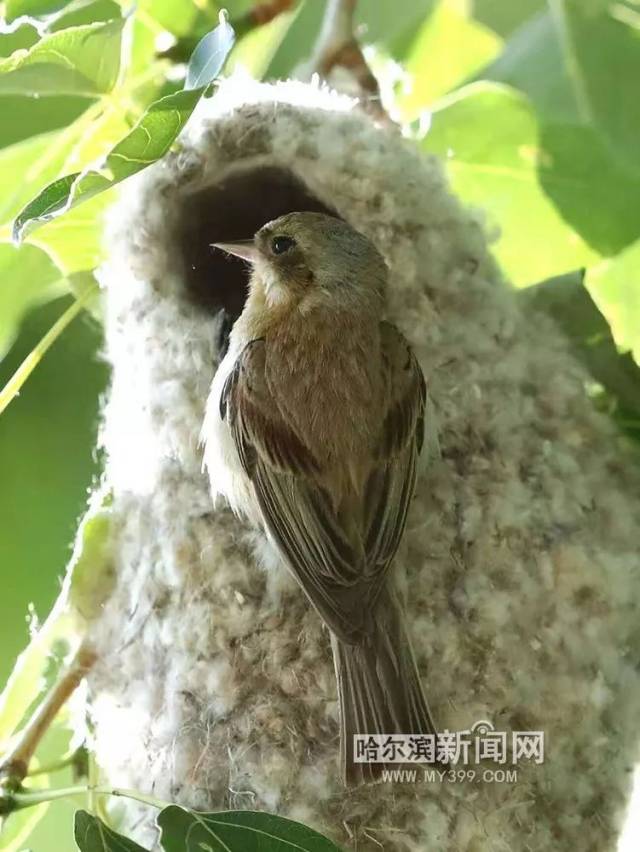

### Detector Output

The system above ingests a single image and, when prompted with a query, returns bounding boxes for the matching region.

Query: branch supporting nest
[244,0,297,28]
[234,0,298,38]
[310,0,390,124]
[0,643,96,788]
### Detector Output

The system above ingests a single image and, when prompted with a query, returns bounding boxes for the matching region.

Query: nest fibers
[88,76,640,850]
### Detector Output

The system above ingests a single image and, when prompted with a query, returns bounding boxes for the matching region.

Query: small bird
[202,212,437,784]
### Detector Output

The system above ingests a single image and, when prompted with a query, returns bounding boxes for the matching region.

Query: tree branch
[239,0,298,34]
[309,0,390,123]
[0,643,96,788]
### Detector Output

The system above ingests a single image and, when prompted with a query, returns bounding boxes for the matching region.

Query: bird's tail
[331,587,437,785]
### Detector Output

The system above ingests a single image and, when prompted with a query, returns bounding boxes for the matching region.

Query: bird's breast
[265,310,383,470]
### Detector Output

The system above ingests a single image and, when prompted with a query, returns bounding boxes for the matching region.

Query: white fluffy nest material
[88,76,640,851]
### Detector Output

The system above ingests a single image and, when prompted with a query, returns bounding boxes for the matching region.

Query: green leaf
[13,87,203,241]
[522,270,640,436]
[0,603,75,744]
[485,1,640,175]
[473,0,545,37]
[48,0,123,32]
[537,123,640,257]
[0,128,91,225]
[483,12,581,123]
[157,806,344,852]
[185,16,236,90]
[0,243,65,360]
[0,19,125,97]
[12,173,85,239]
[67,489,115,623]
[74,810,150,852]
[25,191,110,272]
[13,17,236,240]
[5,0,71,23]
[138,0,204,38]
[0,24,40,58]
[0,294,107,694]
[587,239,640,365]
[422,82,599,283]
[265,0,325,79]
[553,0,640,173]
[0,95,90,150]
[105,88,203,177]
[356,0,437,57]
[399,0,502,117]
[226,9,294,79]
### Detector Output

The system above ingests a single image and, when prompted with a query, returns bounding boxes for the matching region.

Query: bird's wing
[362,322,427,603]
[221,338,365,643]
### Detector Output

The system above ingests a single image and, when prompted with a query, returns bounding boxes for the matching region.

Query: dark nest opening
[176,166,339,337]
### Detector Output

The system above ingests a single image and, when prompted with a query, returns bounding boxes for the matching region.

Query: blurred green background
[1,0,640,849]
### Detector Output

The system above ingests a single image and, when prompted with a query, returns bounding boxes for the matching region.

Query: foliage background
[1,0,639,849]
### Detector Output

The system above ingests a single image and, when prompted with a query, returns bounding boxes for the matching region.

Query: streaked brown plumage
[203,212,437,783]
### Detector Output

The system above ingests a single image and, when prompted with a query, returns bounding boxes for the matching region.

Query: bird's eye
[271,235,296,255]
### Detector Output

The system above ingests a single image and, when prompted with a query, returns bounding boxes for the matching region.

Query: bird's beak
[211,241,259,264]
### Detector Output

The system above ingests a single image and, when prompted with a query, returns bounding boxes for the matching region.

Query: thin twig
[5,783,170,815]
[0,643,96,786]
[0,279,98,417]
[236,0,298,36]
[26,746,88,779]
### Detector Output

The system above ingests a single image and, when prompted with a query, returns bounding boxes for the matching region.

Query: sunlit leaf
[129,15,162,76]
[554,0,640,173]
[226,10,294,79]
[0,19,125,97]
[185,15,235,89]
[265,0,324,78]
[482,10,581,122]
[537,123,640,257]
[74,810,150,852]
[13,14,236,241]
[25,191,110,272]
[157,806,344,852]
[48,0,123,32]
[0,295,107,695]
[356,0,436,56]
[139,0,206,38]
[0,24,39,58]
[0,601,75,744]
[0,131,70,225]
[473,0,545,37]
[66,489,115,623]
[399,0,502,117]
[13,87,203,240]
[0,94,90,150]
[486,1,640,177]
[422,82,600,283]
[0,243,65,360]
[14,174,81,236]
[587,239,640,365]
[5,0,71,24]
[59,101,134,173]
[523,271,640,432]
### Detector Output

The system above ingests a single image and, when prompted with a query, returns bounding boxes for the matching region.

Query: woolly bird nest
[91,80,640,852]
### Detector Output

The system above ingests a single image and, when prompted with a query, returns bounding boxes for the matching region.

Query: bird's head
[213,212,387,311]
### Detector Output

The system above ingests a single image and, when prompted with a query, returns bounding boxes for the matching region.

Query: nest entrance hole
[177,165,338,325]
